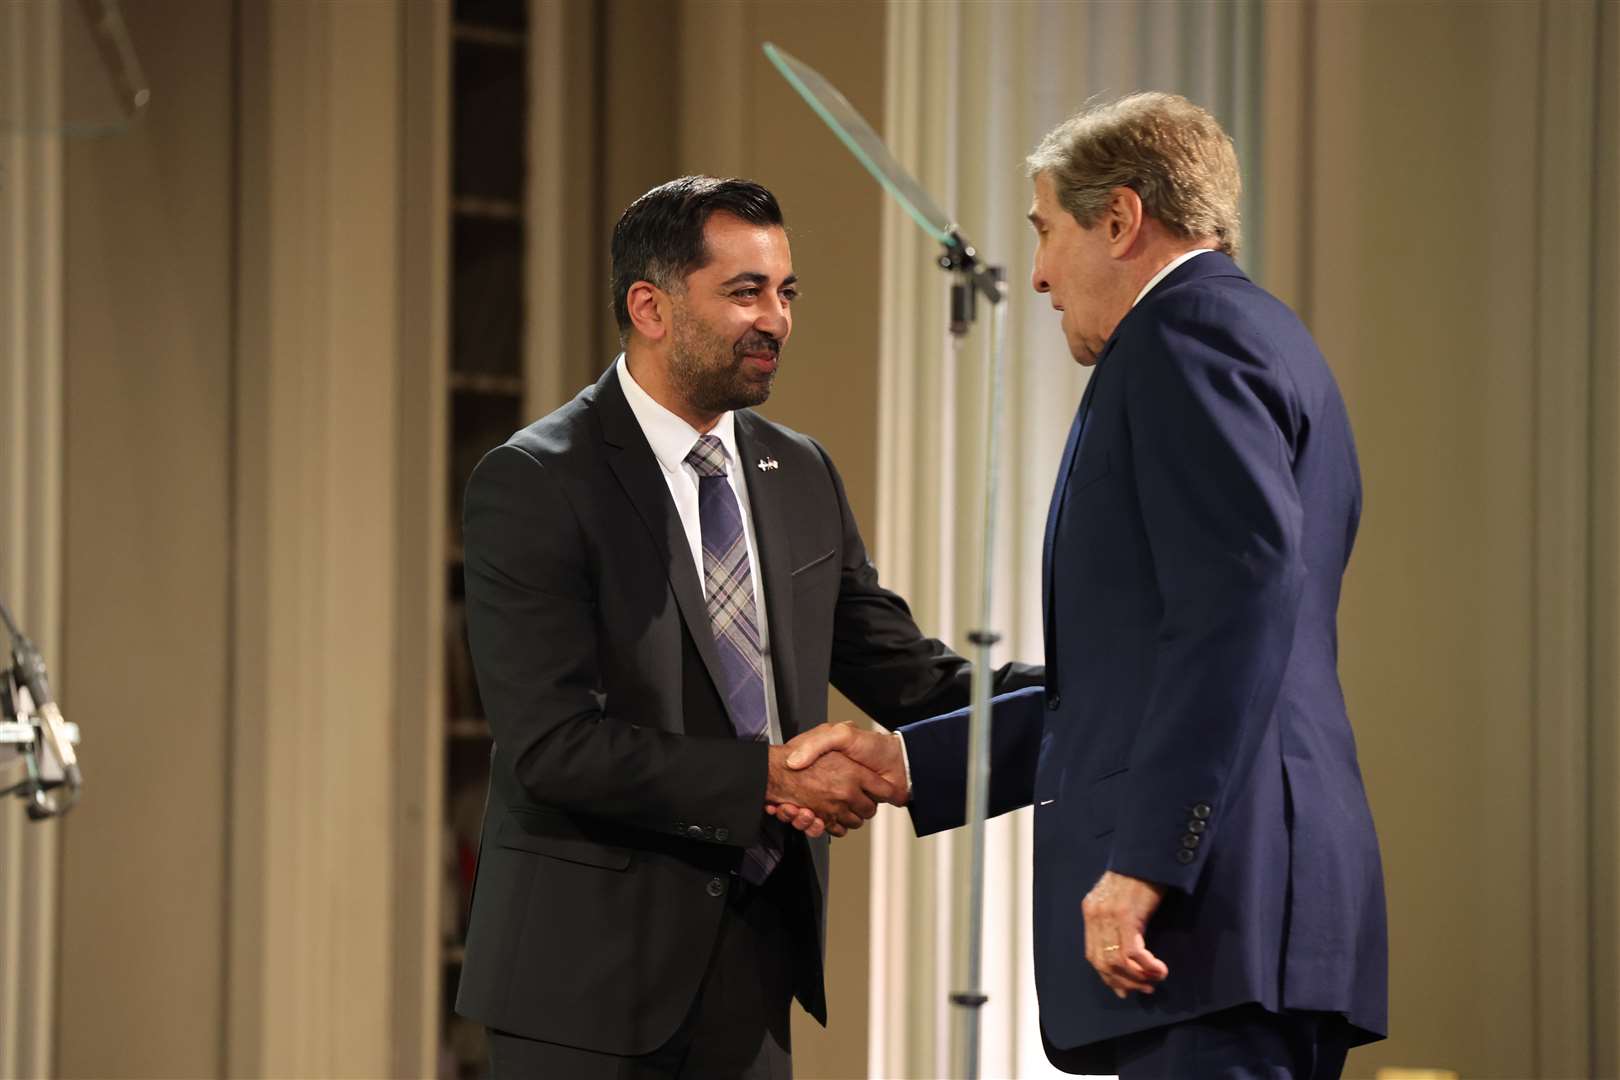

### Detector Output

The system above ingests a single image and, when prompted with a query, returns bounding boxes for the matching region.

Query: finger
[785,722,855,769]
[791,807,818,831]
[858,771,899,804]
[1094,950,1155,995]
[847,791,879,820]
[828,820,848,838]
[804,817,826,839]
[1125,938,1168,982]
[835,807,865,829]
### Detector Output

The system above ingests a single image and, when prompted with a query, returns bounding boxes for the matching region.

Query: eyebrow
[719,272,799,288]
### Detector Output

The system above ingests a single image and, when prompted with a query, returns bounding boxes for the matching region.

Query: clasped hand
[764,722,908,838]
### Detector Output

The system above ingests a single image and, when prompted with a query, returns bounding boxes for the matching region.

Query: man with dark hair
[454,175,1039,1077]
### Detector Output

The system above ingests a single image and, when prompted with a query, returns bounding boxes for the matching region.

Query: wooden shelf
[452,196,523,221]
[452,23,525,49]
[450,372,524,396]
[448,717,490,740]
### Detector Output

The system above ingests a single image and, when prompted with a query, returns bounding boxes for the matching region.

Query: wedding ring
[1102,944,1120,952]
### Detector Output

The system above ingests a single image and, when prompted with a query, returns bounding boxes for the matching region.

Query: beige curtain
[869,3,1264,1077]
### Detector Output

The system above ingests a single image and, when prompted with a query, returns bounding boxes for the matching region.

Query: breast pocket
[790,547,838,594]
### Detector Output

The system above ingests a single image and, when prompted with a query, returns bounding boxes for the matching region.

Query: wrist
[765,744,789,803]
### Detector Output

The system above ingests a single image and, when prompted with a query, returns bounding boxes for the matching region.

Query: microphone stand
[940,230,1007,1080]
[759,44,1012,1078]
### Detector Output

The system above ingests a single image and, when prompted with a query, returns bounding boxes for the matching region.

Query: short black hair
[610,176,785,338]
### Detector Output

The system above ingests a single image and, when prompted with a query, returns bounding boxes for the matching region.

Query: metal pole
[950,269,1008,1079]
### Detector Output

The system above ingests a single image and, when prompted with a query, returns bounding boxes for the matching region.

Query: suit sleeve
[463,444,769,847]
[899,686,1048,836]
[1111,294,1306,894]
[814,439,1043,728]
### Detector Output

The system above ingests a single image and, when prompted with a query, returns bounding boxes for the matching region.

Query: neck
[624,346,722,433]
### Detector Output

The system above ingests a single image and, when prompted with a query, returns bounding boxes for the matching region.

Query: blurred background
[0,0,1615,1077]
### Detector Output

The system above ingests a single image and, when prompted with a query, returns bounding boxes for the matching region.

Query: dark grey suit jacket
[454,362,1040,1054]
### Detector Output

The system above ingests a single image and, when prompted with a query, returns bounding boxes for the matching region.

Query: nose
[756,294,791,340]
[1031,256,1049,295]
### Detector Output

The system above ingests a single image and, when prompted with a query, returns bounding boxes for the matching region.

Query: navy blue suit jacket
[902,252,1387,1064]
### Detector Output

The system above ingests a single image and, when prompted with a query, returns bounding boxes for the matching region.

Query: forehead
[697,212,792,275]
[1029,172,1059,217]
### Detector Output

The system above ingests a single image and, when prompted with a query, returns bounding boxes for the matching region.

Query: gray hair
[1026,92,1242,257]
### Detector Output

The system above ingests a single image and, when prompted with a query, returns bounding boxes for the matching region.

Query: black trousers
[487,873,795,1080]
[1112,1004,1355,1080]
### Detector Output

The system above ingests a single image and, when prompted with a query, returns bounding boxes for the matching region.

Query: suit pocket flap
[790,547,837,577]
[496,808,632,870]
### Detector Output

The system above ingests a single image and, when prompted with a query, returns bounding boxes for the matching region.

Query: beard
[668,302,781,416]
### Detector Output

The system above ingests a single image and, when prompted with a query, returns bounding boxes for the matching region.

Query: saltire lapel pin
[757,456,779,472]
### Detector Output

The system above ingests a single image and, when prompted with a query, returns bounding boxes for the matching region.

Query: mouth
[741,352,778,375]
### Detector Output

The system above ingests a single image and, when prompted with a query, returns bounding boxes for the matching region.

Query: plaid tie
[686,434,781,883]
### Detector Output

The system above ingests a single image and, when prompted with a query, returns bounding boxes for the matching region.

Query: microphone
[1,598,81,817]
[10,634,81,790]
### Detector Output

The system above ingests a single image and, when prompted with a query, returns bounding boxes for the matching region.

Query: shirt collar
[1132,248,1215,308]
[615,354,739,475]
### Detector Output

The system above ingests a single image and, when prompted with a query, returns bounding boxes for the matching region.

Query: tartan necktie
[685,434,781,882]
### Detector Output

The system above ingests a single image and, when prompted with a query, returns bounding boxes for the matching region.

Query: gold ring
[1102,944,1120,952]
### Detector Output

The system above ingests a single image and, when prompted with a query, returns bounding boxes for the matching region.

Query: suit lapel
[735,413,802,740]
[593,366,736,731]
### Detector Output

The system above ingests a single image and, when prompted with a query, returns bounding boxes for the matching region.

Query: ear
[626,280,672,342]
[1104,187,1145,256]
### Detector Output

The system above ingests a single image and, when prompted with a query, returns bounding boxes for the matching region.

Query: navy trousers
[1111,1004,1354,1080]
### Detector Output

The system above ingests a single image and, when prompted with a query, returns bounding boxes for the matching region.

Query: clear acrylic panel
[0,0,150,137]
[763,43,954,246]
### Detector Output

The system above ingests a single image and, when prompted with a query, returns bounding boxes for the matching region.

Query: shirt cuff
[896,730,913,797]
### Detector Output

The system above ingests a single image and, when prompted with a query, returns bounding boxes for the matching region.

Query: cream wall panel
[56,0,234,1073]
[1299,1,1615,1075]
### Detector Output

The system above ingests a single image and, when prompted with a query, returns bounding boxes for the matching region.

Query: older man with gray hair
[778,92,1388,1077]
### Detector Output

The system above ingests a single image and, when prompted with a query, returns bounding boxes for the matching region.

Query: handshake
[763,722,907,839]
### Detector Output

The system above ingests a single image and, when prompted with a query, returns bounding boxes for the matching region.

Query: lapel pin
[757,457,779,472]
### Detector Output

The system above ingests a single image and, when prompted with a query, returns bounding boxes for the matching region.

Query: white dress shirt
[1134,247,1215,308]
[615,355,784,746]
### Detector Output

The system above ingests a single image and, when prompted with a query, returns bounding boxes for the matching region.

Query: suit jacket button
[1047,694,1061,711]
[1191,803,1212,820]
[1187,819,1206,834]
[706,877,726,897]
[715,827,730,842]
[702,827,715,841]
[686,825,704,840]
[1175,848,1196,865]
[1181,833,1201,849]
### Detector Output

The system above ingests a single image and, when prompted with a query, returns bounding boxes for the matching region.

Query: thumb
[785,722,854,769]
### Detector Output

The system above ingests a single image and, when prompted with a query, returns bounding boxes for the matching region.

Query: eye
[733,287,760,299]
[780,287,799,303]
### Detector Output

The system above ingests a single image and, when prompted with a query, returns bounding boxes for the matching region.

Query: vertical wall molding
[394,2,450,1077]
[230,2,407,1074]
[0,4,62,1077]
[1531,3,1604,1076]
